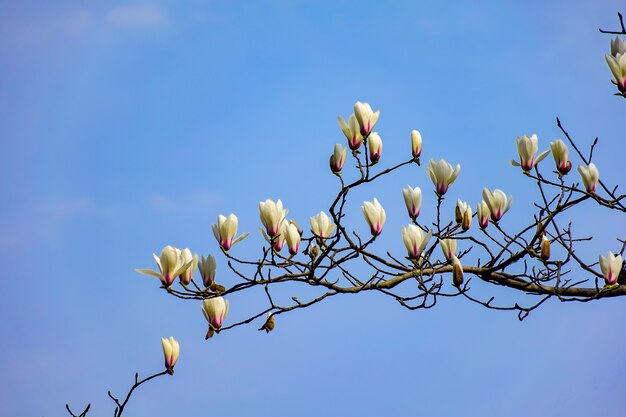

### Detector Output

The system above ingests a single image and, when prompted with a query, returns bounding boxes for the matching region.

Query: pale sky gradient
[1,1,625,416]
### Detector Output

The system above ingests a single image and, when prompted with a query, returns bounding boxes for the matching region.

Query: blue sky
[1,1,625,416]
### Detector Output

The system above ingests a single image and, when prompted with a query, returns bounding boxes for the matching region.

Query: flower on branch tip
[202,297,230,337]
[509,134,550,173]
[401,224,431,260]
[259,199,288,238]
[411,130,422,159]
[599,252,623,286]
[402,185,422,220]
[337,114,364,150]
[178,248,198,286]
[476,200,490,229]
[605,52,626,93]
[482,188,512,222]
[577,163,599,194]
[329,143,347,174]
[310,211,336,244]
[455,199,472,231]
[353,101,380,137]
[161,336,180,375]
[549,139,571,176]
[368,132,382,163]
[452,256,464,288]
[198,254,217,288]
[284,221,302,256]
[439,238,457,262]
[135,245,193,288]
[426,159,460,196]
[611,36,626,57]
[212,214,248,251]
[362,198,386,236]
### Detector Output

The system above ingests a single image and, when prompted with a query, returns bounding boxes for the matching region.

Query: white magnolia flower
[161,336,180,375]
[212,214,248,251]
[426,159,460,196]
[577,163,599,194]
[135,245,192,287]
[510,134,550,172]
[361,198,386,236]
[401,225,431,259]
[599,252,623,286]
[353,101,380,136]
[482,188,512,222]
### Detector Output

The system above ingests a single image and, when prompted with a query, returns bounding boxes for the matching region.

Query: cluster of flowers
[606,35,626,94]
[137,101,622,336]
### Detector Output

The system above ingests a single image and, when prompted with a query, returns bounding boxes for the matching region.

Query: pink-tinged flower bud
[599,251,623,286]
[361,198,386,236]
[509,134,550,173]
[212,214,248,251]
[368,132,382,163]
[452,256,464,288]
[549,139,571,176]
[577,163,599,194]
[284,221,302,256]
[482,188,512,222]
[402,185,422,220]
[540,235,551,261]
[337,114,364,150]
[401,225,431,259]
[411,130,422,159]
[259,199,288,238]
[198,254,217,288]
[477,200,490,229]
[161,336,180,375]
[439,239,457,261]
[353,101,380,136]
[202,297,230,333]
[426,159,461,196]
[178,248,198,286]
[455,199,472,231]
[329,143,348,174]
[606,53,626,93]
[135,245,193,288]
[310,211,336,245]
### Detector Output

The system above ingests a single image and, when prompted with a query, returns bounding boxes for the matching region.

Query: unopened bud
[261,313,275,333]
[541,235,551,261]
[452,257,464,288]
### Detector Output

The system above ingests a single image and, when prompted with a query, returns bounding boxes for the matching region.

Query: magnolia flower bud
[476,200,490,229]
[261,313,275,333]
[338,114,364,150]
[367,132,382,163]
[509,134,550,172]
[202,297,230,336]
[198,255,217,288]
[212,214,248,251]
[541,235,551,261]
[310,245,320,260]
[455,199,472,231]
[606,53,626,93]
[452,256,464,288]
[577,163,599,194]
[178,248,199,286]
[599,252,623,286]
[259,199,288,238]
[161,336,180,375]
[353,101,380,136]
[284,221,302,256]
[411,130,422,159]
[361,198,386,236]
[482,188,512,222]
[402,185,422,220]
[611,36,626,57]
[310,211,336,244]
[549,139,571,176]
[401,225,431,260]
[329,143,347,174]
[426,159,460,196]
[439,239,457,262]
[135,245,193,287]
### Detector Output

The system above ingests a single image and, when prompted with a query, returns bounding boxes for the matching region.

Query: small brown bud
[541,235,551,261]
[452,257,464,288]
[261,314,275,333]
[310,245,320,260]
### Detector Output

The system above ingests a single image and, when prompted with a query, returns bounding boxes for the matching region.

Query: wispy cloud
[39,197,96,219]
[105,4,168,29]
[149,191,222,213]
